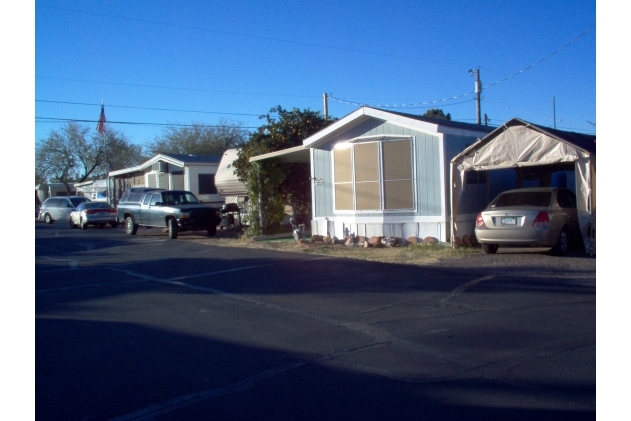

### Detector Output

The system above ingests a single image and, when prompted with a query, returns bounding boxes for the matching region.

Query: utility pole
[553,97,556,129]
[323,93,329,119]
[469,68,482,124]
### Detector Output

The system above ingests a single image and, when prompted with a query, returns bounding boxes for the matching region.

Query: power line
[329,95,475,109]
[36,76,321,99]
[482,25,595,91]
[35,117,260,130]
[328,25,595,110]
[36,100,262,117]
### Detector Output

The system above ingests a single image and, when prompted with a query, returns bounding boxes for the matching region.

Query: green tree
[233,106,337,236]
[35,122,145,193]
[422,108,451,120]
[145,119,248,157]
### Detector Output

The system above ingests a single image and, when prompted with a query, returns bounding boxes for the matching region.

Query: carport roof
[455,118,596,161]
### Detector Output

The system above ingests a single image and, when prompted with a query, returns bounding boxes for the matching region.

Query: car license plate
[501,217,517,225]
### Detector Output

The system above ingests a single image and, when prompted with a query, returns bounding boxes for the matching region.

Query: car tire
[44,214,53,224]
[482,244,499,254]
[111,222,118,228]
[81,218,88,230]
[550,228,569,256]
[168,219,178,239]
[69,218,77,229]
[207,224,216,237]
[125,216,138,235]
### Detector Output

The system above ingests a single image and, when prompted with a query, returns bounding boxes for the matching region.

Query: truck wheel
[168,219,178,239]
[207,224,216,237]
[125,216,138,235]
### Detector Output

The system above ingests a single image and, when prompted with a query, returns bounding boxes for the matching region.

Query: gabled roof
[453,117,596,163]
[109,153,221,176]
[251,106,495,163]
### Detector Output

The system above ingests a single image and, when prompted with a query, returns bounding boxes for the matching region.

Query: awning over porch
[249,145,310,163]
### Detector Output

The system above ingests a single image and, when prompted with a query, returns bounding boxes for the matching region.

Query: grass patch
[206,236,481,266]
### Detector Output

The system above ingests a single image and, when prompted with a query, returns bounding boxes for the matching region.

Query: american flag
[97,103,106,134]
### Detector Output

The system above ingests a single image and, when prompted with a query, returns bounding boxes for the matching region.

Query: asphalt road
[35,220,596,421]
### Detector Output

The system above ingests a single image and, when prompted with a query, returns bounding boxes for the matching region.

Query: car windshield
[164,192,200,205]
[491,191,552,208]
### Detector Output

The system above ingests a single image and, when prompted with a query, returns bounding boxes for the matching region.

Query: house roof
[109,153,221,176]
[250,106,496,163]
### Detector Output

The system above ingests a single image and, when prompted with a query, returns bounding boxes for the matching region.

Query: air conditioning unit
[152,162,168,172]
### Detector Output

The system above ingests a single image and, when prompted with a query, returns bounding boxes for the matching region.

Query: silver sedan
[474,187,580,255]
[69,202,119,230]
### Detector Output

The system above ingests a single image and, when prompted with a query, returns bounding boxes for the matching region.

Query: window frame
[332,135,416,213]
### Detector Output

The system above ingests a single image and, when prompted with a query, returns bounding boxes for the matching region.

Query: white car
[69,202,118,230]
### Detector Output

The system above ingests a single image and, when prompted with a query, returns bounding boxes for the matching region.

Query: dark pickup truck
[117,188,221,239]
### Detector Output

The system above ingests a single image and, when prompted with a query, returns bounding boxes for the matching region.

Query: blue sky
[34,0,596,147]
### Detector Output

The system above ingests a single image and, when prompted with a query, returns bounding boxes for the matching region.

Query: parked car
[69,202,118,229]
[474,187,580,256]
[39,196,91,224]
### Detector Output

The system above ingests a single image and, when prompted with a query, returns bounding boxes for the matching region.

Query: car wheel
[111,222,118,228]
[81,218,88,230]
[482,244,498,254]
[69,218,76,229]
[207,224,216,237]
[44,214,53,224]
[125,216,138,235]
[168,219,178,239]
[550,228,569,256]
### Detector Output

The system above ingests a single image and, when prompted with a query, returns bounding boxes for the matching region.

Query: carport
[450,118,596,254]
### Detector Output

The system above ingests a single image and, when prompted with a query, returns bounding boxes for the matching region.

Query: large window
[198,174,217,195]
[333,138,414,211]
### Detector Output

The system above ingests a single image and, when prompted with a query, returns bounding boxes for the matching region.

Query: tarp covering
[450,119,595,254]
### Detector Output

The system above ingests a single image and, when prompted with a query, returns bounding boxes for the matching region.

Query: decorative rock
[368,236,383,246]
[358,236,367,243]
[322,235,333,244]
[406,236,418,245]
[462,235,472,247]
[311,235,324,243]
[422,236,439,244]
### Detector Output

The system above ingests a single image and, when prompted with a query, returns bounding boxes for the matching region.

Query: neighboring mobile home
[108,153,223,207]
[250,106,496,243]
